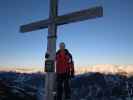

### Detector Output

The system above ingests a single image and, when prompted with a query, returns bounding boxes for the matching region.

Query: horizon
[0,0,133,68]
[0,64,133,74]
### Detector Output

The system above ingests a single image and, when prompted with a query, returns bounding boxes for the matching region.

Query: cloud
[0,66,43,73]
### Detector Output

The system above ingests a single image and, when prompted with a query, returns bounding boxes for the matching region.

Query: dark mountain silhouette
[0,71,133,100]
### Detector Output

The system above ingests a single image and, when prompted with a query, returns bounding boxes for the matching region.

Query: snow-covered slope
[0,71,133,100]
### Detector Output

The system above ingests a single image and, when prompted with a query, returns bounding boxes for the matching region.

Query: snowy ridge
[75,64,133,76]
[0,71,133,100]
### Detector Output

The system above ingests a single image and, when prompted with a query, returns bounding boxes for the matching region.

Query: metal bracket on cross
[45,60,55,72]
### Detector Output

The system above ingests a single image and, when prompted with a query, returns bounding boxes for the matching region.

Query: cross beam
[20,0,103,100]
[20,6,103,32]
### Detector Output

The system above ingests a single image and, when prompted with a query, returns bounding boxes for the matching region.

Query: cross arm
[20,19,50,33]
[56,6,103,25]
[20,6,103,33]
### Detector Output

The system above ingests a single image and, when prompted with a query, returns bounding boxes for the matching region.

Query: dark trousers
[56,73,71,100]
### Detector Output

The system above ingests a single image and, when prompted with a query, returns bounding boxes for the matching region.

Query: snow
[0,71,133,100]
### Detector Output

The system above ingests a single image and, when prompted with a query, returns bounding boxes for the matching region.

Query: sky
[0,0,133,67]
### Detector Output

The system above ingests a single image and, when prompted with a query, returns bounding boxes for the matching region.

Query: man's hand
[45,53,50,59]
[70,70,75,79]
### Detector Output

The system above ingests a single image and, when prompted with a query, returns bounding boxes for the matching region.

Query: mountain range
[0,64,133,76]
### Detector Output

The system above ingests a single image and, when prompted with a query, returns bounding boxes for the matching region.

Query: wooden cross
[20,0,103,100]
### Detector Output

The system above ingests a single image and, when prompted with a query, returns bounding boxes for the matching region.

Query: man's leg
[56,74,63,100]
[64,75,71,99]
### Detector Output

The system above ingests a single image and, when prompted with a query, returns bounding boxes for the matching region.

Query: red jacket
[56,49,74,74]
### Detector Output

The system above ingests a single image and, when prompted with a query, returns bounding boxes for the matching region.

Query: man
[56,42,74,100]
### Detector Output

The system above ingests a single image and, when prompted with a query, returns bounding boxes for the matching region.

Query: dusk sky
[0,0,133,67]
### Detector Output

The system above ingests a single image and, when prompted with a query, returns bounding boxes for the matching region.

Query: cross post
[45,0,57,100]
[20,0,103,100]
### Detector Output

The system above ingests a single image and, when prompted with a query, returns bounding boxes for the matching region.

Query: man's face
[60,43,65,50]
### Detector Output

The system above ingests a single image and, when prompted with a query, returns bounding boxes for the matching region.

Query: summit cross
[20,0,103,100]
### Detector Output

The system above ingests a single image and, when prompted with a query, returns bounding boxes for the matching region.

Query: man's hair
[60,42,65,46]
